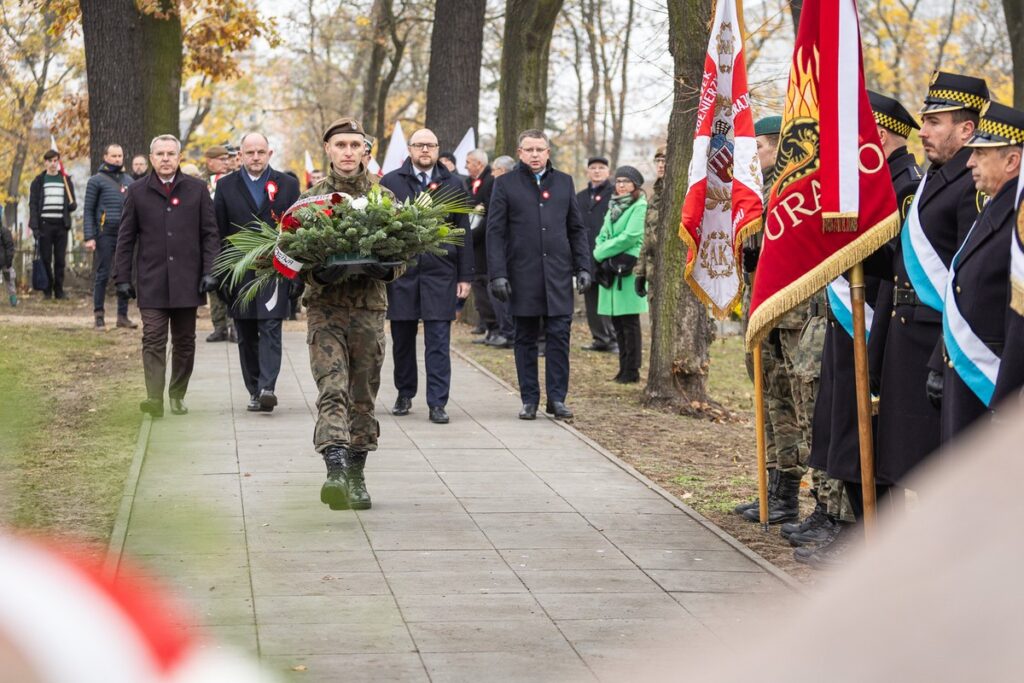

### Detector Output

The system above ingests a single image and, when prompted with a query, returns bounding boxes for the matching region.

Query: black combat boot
[345,450,372,510]
[794,522,857,569]
[743,471,800,524]
[780,500,827,539]
[789,513,841,547]
[734,469,778,516]
[320,446,350,510]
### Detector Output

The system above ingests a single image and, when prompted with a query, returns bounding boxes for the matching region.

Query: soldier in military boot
[303,117,404,511]
[633,145,665,299]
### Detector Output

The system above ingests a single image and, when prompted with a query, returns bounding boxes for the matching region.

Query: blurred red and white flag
[679,0,762,318]
[303,150,314,189]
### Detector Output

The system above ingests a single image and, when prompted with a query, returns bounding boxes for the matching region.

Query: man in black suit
[487,129,592,420]
[213,132,301,413]
[575,156,617,352]
[382,128,474,424]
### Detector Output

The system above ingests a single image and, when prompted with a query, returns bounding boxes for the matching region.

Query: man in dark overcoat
[798,93,923,568]
[115,134,221,418]
[486,129,592,420]
[575,156,617,352]
[873,72,989,487]
[935,102,1022,441]
[465,149,500,342]
[214,132,300,413]
[382,128,473,424]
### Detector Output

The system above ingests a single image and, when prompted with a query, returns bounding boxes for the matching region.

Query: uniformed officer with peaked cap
[935,101,1023,439]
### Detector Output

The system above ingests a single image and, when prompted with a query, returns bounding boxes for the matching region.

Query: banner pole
[849,262,877,538]
[752,344,769,531]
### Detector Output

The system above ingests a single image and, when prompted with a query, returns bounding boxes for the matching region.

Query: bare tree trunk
[425,0,486,151]
[361,0,393,139]
[494,0,566,156]
[139,0,183,141]
[607,0,634,167]
[375,24,406,157]
[644,0,715,411]
[582,0,600,157]
[80,0,146,172]
[1005,0,1024,109]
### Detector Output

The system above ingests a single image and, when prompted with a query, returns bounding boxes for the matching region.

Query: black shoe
[429,406,449,424]
[246,396,261,412]
[320,446,350,510]
[169,397,188,415]
[54,291,68,300]
[735,469,776,519]
[789,513,841,547]
[116,314,138,329]
[139,398,164,418]
[582,342,612,352]
[345,450,371,510]
[485,334,512,348]
[545,401,574,419]
[94,314,105,330]
[206,329,228,342]
[258,389,277,412]
[781,501,827,539]
[519,403,538,420]
[392,396,411,416]
[743,471,801,524]
[616,369,640,384]
[472,333,492,344]
[227,327,238,343]
[794,523,857,569]
[471,324,487,335]
[42,291,52,300]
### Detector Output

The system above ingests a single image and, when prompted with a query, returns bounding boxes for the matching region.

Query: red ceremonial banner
[745,0,898,348]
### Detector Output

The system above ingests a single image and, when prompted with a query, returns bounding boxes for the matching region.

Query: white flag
[452,128,475,175]
[380,122,408,175]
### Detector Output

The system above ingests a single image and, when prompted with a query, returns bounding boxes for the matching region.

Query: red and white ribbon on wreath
[271,192,352,279]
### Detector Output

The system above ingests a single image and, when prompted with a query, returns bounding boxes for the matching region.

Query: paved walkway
[113,330,797,682]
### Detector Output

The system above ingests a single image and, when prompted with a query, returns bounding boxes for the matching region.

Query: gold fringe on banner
[744,210,899,350]
[823,213,860,233]
[678,219,739,319]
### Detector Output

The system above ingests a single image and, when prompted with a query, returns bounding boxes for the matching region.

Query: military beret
[204,145,229,159]
[225,144,239,156]
[323,117,365,142]
[654,145,667,159]
[868,90,920,139]
[966,101,1024,148]
[921,71,989,114]
[587,156,610,167]
[614,165,645,188]
[755,116,782,136]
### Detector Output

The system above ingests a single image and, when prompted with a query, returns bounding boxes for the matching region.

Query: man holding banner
[937,102,1023,440]
[873,72,989,488]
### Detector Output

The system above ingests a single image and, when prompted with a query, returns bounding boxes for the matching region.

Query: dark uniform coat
[938,179,1018,440]
[486,161,590,317]
[576,180,612,272]
[810,147,922,482]
[874,146,983,484]
[115,171,220,309]
[214,168,300,319]
[993,307,1024,406]
[470,166,495,276]
[382,158,473,321]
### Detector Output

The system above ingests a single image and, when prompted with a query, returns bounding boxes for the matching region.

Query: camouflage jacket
[633,176,662,279]
[300,165,403,311]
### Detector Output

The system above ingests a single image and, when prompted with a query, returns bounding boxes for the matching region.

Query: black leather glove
[926,370,944,409]
[116,282,136,300]
[362,262,395,280]
[869,374,880,396]
[288,277,305,298]
[742,246,759,273]
[576,270,592,294]
[311,265,348,285]
[199,274,219,294]
[635,275,648,297]
[489,277,511,303]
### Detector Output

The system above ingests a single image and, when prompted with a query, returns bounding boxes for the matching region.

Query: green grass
[0,325,143,546]
[707,335,754,412]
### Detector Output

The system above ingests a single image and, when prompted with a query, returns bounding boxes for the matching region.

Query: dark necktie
[419,172,428,188]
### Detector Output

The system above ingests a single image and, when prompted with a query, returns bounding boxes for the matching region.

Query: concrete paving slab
[113,330,797,680]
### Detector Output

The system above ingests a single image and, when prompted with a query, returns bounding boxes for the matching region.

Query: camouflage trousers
[209,295,232,332]
[811,468,856,522]
[762,328,810,477]
[306,303,386,453]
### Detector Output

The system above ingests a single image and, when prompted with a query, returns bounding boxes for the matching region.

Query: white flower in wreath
[350,196,370,211]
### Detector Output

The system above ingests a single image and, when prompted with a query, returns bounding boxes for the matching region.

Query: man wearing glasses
[486,129,592,420]
[382,128,473,425]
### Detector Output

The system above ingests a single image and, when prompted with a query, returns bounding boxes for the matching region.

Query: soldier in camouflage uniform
[632,145,665,298]
[302,117,404,511]
[735,116,811,525]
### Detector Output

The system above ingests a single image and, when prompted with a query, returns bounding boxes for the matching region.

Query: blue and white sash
[826,275,874,340]
[942,225,1001,406]
[900,175,947,312]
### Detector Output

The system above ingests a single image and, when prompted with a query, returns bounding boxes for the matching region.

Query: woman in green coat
[593,166,648,383]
